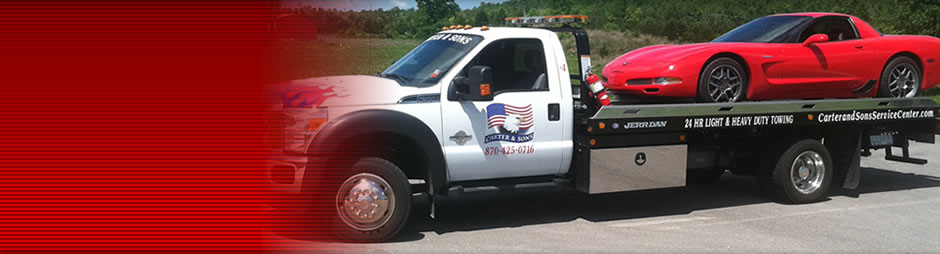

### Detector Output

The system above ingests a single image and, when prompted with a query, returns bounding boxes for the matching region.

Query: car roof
[769,12,850,18]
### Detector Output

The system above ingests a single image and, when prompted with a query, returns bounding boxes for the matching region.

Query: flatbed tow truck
[269,15,940,241]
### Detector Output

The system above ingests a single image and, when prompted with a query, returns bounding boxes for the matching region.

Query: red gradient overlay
[0,1,353,252]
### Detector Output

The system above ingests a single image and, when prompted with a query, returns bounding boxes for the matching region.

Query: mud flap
[826,129,861,190]
[841,143,861,190]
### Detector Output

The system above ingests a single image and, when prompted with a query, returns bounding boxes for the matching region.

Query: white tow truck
[268,16,940,242]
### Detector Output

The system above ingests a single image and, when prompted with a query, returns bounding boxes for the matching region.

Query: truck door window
[466,38,548,94]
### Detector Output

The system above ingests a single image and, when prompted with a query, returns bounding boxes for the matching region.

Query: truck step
[884,145,928,165]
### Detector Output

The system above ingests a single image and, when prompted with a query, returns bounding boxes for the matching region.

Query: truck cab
[422,27,575,181]
[269,24,585,242]
[273,25,579,186]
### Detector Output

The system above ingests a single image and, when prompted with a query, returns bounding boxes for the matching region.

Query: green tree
[474,8,490,26]
[417,0,460,22]
[308,0,940,41]
[416,0,460,36]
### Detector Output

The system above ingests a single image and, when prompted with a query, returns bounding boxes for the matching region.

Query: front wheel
[877,56,921,98]
[697,57,748,103]
[332,157,411,242]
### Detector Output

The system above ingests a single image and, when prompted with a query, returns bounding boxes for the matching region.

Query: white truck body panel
[437,28,572,181]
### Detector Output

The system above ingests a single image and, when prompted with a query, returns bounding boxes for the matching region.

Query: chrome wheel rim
[707,65,744,102]
[790,151,826,194]
[336,173,395,231]
[888,63,919,98]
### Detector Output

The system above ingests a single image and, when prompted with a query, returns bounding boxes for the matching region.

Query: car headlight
[653,77,681,85]
[282,107,328,153]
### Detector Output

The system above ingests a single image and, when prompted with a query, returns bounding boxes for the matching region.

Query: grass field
[271,30,675,82]
[268,36,420,82]
[927,87,940,103]
[559,30,675,73]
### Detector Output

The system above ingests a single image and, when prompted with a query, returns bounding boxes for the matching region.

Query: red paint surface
[0,1,345,252]
[602,13,940,100]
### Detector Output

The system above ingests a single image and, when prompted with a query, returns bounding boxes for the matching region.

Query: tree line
[296,0,939,42]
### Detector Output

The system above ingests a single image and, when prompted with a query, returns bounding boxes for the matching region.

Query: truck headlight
[282,107,328,153]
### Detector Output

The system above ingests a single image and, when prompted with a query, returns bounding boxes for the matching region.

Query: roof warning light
[504,15,588,27]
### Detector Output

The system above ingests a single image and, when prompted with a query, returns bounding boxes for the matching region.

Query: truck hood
[271,75,427,108]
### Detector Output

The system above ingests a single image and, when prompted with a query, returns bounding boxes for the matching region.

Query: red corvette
[601,13,940,102]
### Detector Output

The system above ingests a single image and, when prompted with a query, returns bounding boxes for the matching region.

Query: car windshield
[382,33,483,87]
[712,16,813,43]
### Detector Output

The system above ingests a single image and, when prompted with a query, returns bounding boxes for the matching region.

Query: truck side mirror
[449,65,494,101]
[467,66,494,101]
[803,33,828,46]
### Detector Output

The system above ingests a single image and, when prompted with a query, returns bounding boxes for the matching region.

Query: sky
[281,0,508,11]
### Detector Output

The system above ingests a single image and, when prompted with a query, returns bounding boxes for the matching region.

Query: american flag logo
[486,103,533,134]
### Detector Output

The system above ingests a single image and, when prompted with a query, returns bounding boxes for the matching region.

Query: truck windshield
[382,33,483,87]
[712,16,813,43]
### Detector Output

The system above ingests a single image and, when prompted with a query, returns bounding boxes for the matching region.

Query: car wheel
[697,57,748,103]
[332,157,411,242]
[761,139,833,204]
[877,56,921,98]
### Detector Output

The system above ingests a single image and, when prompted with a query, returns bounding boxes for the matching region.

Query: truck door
[440,37,566,182]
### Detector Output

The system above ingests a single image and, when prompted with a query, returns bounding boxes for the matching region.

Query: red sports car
[601,13,940,102]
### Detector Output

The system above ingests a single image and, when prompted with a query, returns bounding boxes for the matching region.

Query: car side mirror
[803,33,829,46]
[448,65,493,101]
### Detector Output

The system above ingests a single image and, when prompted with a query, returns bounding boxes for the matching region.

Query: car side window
[798,17,859,42]
[463,38,548,94]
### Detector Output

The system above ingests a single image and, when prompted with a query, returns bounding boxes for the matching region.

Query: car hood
[269,75,426,108]
[610,43,719,66]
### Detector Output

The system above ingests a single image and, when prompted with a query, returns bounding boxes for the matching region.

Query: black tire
[697,57,749,103]
[760,139,833,204]
[877,56,921,98]
[687,168,724,185]
[332,157,411,242]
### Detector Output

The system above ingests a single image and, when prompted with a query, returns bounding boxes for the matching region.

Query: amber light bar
[504,15,588,26]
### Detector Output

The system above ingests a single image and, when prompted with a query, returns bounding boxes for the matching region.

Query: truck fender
[306,109,448,195]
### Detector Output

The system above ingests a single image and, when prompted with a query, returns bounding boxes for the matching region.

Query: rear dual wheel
[758,139,833,204]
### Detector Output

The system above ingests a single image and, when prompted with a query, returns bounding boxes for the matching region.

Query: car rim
[888,63,919,98]
[707,65,743,102]
[336,172,395,231]
[790,151,826,194]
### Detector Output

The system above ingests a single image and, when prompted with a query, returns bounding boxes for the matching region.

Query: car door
[440,37,566,182]
[779,16,871,98]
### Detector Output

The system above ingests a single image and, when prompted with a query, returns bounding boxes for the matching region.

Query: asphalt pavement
[280,136,940,253]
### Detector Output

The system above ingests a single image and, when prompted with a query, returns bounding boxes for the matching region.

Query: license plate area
[869,134,894,147]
